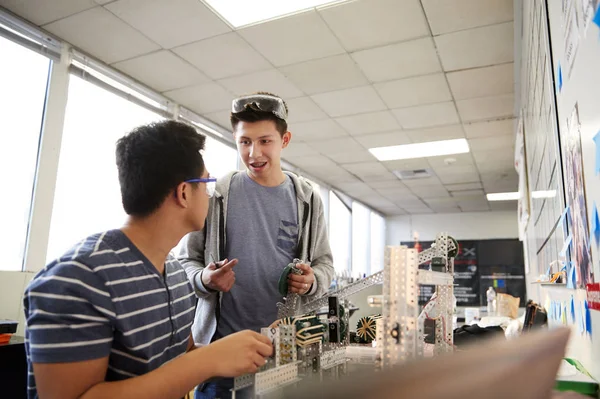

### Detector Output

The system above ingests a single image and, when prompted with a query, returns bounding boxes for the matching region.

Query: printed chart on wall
[562,103,593,288]
[402,240,526,307]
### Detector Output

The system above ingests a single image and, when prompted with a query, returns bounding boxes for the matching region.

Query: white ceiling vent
[392,168,433,180]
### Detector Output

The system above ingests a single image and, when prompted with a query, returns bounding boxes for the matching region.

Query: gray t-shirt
[216,172,298,338]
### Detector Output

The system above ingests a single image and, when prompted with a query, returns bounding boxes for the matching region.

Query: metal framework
[232,233,457,396]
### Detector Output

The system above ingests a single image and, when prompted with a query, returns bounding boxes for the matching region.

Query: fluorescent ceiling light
[203,0,348,28]
[486,192,520,201]
[486,190,557,202]
[369,139,470,162]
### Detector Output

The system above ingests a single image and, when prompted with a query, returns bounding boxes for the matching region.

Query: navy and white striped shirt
[24,230,196,398]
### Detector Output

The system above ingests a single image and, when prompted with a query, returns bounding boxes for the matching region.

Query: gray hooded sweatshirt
[177,170,334,345]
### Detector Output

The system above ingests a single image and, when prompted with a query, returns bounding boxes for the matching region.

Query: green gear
[448,236,459,258]
[278,263,301,296]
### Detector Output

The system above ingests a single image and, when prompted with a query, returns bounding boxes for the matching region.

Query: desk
[0,336,27,399]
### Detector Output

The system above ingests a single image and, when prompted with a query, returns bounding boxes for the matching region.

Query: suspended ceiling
[0,0,519,215]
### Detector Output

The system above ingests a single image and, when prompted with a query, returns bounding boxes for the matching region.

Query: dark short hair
[230,91,288,136]
[115,120,206,217]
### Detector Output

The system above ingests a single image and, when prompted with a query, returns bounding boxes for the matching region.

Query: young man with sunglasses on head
[178,92,334,398]
[24,120,272,399]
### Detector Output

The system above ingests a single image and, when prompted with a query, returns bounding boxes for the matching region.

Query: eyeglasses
[184,176,217,198]
[231,94,288,121]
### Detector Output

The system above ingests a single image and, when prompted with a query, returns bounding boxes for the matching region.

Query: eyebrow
[238,134,275,140]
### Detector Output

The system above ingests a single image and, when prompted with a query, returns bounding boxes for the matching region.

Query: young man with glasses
[177,93,334,398]
[24,120,272,399]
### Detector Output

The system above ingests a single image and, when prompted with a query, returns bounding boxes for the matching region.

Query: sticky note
[594,5,600,29]
[594,131,600,175]
[560,234,572,258]
[567,262,577,289]
[592,201,600,245]
[558,63,563,92]
[562,303,568,325]
[560,206,571,225]
[585,300,593,335]
[571,296,576,323]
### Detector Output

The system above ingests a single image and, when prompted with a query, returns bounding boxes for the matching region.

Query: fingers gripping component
[278,258,304,296]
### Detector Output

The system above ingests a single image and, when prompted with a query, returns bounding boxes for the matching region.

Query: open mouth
[250,162,267,169]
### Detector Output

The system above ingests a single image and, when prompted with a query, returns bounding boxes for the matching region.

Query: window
[203,136,238,179]
[0,36,50,271]
[352,202,371,278]
[329,191,351,274]
[370,212,386,272]
[46,75,163,262]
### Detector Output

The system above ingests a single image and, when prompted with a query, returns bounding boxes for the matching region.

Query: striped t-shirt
[24,229,196,398]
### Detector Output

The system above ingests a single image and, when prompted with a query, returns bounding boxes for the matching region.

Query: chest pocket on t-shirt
[277,220,298,253]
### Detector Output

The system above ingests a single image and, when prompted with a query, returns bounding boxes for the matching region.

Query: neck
[120,213,184,274]
[247,169,286,187]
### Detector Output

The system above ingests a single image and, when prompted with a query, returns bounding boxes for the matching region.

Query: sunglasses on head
[231,94,287,121]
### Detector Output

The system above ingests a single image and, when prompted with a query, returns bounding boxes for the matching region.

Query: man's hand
[201,258,238,292]
[205,330,273,377]
[287,263,315,295]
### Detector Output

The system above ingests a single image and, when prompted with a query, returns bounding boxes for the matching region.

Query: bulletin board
[520,0,568,285]
[519,0,600,381]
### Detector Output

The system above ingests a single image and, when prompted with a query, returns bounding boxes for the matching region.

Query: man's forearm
[81,347,214,399]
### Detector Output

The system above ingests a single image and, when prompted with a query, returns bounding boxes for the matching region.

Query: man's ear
[174,182,189,208]
[282,131,292,148]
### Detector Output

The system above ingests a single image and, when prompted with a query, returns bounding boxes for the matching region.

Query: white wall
[386,211,519,245]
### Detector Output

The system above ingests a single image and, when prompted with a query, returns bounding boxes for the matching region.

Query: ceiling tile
[475,158,514,173]
[400,176,443,187]
[238,11,344,67]
[428,153,474,168]
[354,131,411,148]
[424,197,459,205]
[393,102,459,129]
[218,69,304,99]
[422,0,513,35]
[434,22,514,71]
[447,63,514,100]
[286,97,328,123]
[112,50,208,92]
[378,206,407,216]
[445,182,483,191]
[327,151,378,164]
[286,154,337,169]
[450,189,485,198]
[335,111,400,136]
[367,180,407,190]
[291,119,348,141]
[410,185,450,198]
[375,74,452,109]
[280,54,368,95]
[203,110,231,130]
[311,86,387,117]
[490,201,518,211]
[463,118,515,138]
[429,205,462,213]
[318,0,429,51]
[333,181,373,194]
[403,125,465,143]
[282,142,320,158]
[351,37,441,82]
[307,137,364,154]
[438,172,481,185]
[172,33,270,80]
[164,82,232,114]
[458,201,491,212]
[456,94,515,122]
[1,0,97,25]
[433,164,478,177]
[472,149,514,164]
[93,0,113,4]
[322,169,363,183]
[383,158,432,173]
[343,162,389,177]
[43,7,160,64]
[105,0,230,49]
[358,195,397,209]
[468,135,514,151]
[375,186,413,197]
